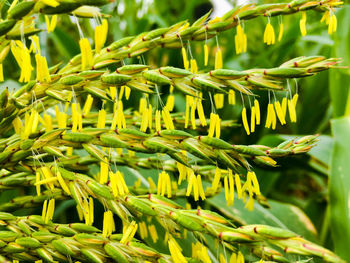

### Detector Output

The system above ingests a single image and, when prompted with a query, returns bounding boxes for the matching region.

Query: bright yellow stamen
[102,210,115,237]
[99,158,109,184]
[40,166,56,190]
[148,224,158,243]
[35,172,41,196]
[212,168,221,192]
[254,99,260,125]
[95,19,108,53]
[158,171,172,198]
[288,99,297,123]
[147,177,157,190]
[274,101,286,125]
[166,94,175,112]
[219,253,226,263]
[181,47,189,70]
[11,42,33,83]
[125,86,131,100]
[82,95,93,116]
[265,103,276,129]
[190,97,197,130]
[208,113,219,138]
[56,107,67,129]
[45,199,55,223]
[197,174,206,200]
[197,97,207,126]
[40,0,60,7]
[263,23,275,45]
[250,106,256,133]
[235,24,247,54]
[292,93,299,107]
[139,221,148,239]
[140,107,149,132]
[42,200,47,220]
[30,35,41,54]
[57,171,71,195]
[35,177,58,186]
[281,97,287,118]
[35,54,51,83]
[204,44,209,66]
[88,197,94,226]
[278,23,284,42]
[228,90,235,105]
[215,114,221,138]
[45,15,57,33]
[97,109,106,129]
[214,93,224,109]
[300,12,307,37]
[0,64,3,82]
[215,48,223,69]
[242,107,250,135]
[79,38,93,70]
[229,253,237,263]
[190,59,198,74]
[169,238,188,263]
[237,251,244,263]
[155,110,161,132]
[185,95,193,128]
[120,221,137,244]
[12,117,23,135]
[162,107,174,130]
[235,174,242,199]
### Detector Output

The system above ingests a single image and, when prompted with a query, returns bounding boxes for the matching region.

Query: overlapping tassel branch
[0,0,345,262]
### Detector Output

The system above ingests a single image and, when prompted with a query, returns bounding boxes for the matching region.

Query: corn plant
[0,0,347,262]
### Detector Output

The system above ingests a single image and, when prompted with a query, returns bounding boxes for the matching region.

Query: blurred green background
[1,0,350,261]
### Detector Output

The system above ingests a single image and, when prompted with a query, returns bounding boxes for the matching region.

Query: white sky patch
[211,0,254,18]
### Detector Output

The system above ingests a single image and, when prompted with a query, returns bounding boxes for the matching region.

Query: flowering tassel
[242,107,250,135]
[300,12,307,37]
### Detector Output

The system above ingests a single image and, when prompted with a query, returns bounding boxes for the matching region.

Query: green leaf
[329,117,350,262]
